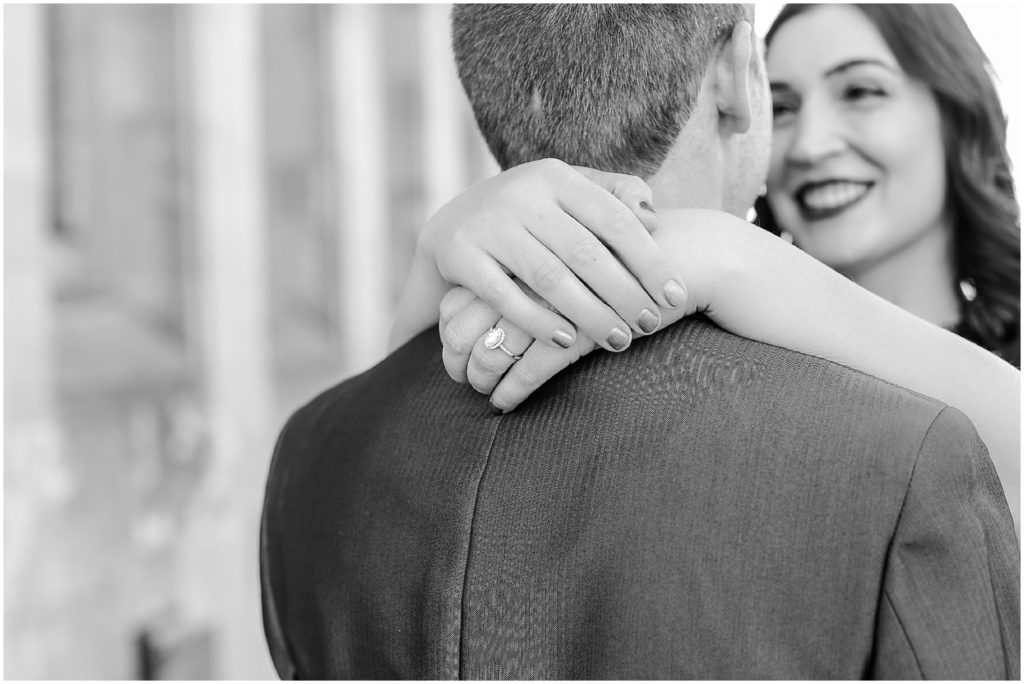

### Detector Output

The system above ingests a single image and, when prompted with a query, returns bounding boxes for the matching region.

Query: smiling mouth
[796,181,873,220]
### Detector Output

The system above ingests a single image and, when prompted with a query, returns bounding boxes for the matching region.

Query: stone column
[328,4,391,376]
[3,5,70,677]
[180,5,275,678]
[419,3,471,218]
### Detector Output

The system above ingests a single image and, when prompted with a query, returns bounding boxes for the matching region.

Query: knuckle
[443,324,473,355]
[448,225,475,251]
[479,278,508,308]
[438,291,463,322]
[537,158,568,177]
[523,306,543,335]
[604,204,640,239]
[570,236,604,264]
[510,364,541,391]
[619,174,648,196]
[493,178,521,206]
[531,262,566,291]
[473,349,508,375]
[641,255,672,281]
[435,255,455,282]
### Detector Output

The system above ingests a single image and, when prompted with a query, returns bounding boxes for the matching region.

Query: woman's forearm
[403,198,1020,528]
[792,265,1021,530]
[655,212,1020,529]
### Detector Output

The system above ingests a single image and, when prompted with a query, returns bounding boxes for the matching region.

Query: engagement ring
[483,326,523,361]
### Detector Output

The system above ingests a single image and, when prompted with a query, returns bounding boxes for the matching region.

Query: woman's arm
[448,209,1020,528]
[389,159,685,353]
[391,161,1019,527]
[668,211,1021,530]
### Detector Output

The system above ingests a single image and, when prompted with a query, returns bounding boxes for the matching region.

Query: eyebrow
[824,58,898,78]
[770,58,900,91]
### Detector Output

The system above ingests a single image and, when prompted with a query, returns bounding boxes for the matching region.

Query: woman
[758,4,1019,367]
[390,5,1020,523]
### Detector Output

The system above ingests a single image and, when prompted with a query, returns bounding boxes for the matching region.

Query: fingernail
[606,327,631,351]
[639,200,656,213]
[637,308,660,334]
[663,280,687,308]
[551,329,575,348]
[489,401,506,415]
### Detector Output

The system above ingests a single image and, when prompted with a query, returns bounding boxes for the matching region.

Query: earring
[958,278,978,302]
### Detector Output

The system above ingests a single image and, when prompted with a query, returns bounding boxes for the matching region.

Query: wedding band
[483,326,522,361]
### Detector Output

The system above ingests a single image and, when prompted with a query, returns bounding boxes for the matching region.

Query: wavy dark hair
[756,4,1020,366]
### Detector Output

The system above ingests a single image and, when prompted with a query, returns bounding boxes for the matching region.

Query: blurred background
[3,3,1021,679]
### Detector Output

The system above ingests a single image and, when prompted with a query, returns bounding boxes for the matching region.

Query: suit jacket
[260,316,1020,679]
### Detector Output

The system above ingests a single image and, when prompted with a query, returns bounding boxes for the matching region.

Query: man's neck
[646,127,730,215]
[644,142,754,218]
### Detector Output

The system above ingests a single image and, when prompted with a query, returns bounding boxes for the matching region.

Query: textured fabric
[260,316,1020,679]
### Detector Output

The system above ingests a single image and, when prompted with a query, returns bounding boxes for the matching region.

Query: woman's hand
[437,207,1020,531]
[439,285,599,413]
[418,159,689,352]
[437,209,743,412]
[436,202,1019,528]
[436,211,735,412]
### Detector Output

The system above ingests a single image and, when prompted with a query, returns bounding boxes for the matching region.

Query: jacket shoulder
[871,406,1020,678]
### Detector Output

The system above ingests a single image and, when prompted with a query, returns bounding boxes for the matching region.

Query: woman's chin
[795,234,875,275]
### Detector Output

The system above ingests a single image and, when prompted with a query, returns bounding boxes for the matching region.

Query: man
[261,5,1019,678]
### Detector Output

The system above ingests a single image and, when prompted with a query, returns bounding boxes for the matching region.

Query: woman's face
[765,5,950,276]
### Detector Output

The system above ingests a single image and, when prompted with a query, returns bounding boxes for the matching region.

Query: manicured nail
[551,329,575,348]
[606,327,631,351]
[489,401,506,415]
[663,280,687,308]
[637,308,660,334]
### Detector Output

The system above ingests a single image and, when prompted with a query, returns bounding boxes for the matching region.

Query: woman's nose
[785,101,846,166]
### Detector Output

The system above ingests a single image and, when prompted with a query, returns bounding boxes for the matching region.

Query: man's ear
[714,21,755,134]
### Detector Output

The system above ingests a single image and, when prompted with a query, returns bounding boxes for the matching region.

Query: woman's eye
[772,98,798,121]
[844,84,886,102]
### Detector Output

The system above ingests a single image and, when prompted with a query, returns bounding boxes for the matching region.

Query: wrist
[416,217,440,262]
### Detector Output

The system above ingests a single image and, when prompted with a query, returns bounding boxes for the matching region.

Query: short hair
[451,4,750,178]
[760,4,1020,366]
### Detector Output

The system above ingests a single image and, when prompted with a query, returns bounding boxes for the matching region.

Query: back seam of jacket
[456,415,504,680]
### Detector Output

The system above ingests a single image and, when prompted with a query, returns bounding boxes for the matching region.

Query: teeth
[801,182,870,211]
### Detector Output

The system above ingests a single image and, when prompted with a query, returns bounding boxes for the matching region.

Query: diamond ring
[483,326,522,361]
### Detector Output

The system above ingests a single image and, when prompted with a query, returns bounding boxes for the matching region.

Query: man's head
[452,3,771,215]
